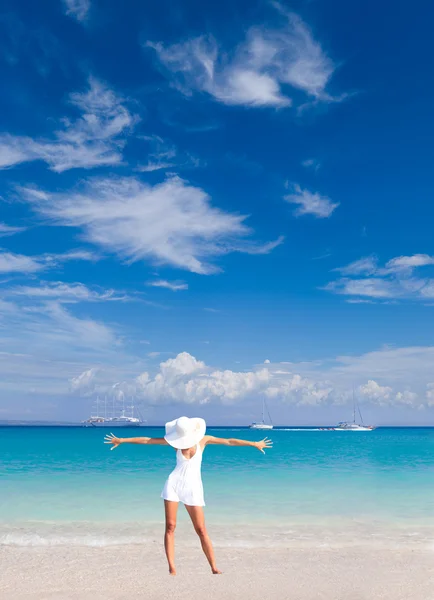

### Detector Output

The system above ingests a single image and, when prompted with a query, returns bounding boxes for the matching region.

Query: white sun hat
[164,416,206,449]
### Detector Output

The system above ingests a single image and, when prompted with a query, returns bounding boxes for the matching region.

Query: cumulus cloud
[325,254,434,301]
[0,77,136,172]
[147,280,188,291]
[71,349,430,410]
[284,184,339,218]
[21,175,282,274]
[62,0,90,22]
[359,379,392,402]
[147,10,341,109]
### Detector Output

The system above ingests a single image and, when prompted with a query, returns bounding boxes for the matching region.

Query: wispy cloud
[333,256,377,276]
[22,175,282,274]
[301,158,321,171]
[0,249,95,274]
[0,300,117,360]
[7,281,128,303]
[0,223,26,238]
[0,252,44,274]
[62,0,90,22]
[136,135,200,173]
[147,9,341,109]
[147,279,188,291]
[284,183,339,218]
[136,135,177,172]
[0,77,137,172]
[325,254,434,301]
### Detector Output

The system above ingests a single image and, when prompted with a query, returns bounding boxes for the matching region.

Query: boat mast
[352,387,356,424]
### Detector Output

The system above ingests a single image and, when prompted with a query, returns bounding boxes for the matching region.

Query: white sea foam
[1,522,434,550]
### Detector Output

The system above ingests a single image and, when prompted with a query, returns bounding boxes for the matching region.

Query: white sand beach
[1,543,433,600]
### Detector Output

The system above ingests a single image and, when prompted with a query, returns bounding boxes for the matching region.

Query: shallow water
[2,426,434,548]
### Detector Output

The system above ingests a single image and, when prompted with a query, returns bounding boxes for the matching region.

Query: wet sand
[1,543,433,600]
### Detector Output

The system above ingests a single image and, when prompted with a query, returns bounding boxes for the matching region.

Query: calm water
[1,426,434,548]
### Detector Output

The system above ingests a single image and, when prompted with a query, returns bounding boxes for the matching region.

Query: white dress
[161,444,205,506]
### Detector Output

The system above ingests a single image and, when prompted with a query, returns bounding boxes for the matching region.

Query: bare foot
[169,568,177,576]
[212,568,223,575]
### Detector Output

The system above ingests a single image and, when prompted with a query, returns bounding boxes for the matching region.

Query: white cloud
[325,254,434,301]
[384,254,434,272]
[426,384,434,407]
[147,10,340,109]
[70,367,99,392]
[285,184,339,218]
[0,77,136,172]
[0,249,95,274]
[301,158,320,171]
[326,278,396,299]
[7,281,127,303]
[22,175,281,274]
[4,335,434,417]
[0,298,118,362]
[147,279,188,291]
[0,223,26,237]
[395,390,419,407]
[70,347,434,410]
[62,0,90,22]
[359,379,392,402]
[0,252,45,274]
[0,294,131,402]
[136,136,202,173]
[333,256,378,276]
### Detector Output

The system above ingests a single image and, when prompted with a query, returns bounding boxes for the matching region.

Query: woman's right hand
[104,433,122,450]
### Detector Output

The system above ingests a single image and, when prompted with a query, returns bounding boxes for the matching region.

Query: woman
[104,416,272,576]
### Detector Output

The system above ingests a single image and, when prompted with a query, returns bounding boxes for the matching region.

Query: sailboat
[82,395,144,427]
[249,398,273,430]
[334,390,376,431]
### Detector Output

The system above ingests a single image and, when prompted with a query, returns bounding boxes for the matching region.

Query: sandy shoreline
[1,543,433,600]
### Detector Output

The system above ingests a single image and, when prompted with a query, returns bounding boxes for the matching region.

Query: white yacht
[250,398,273,430]
[82,396,144,427]
[334,391,376,431]
[334,422,375,431]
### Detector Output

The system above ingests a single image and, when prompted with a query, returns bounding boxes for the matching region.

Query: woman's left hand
[255,437,273,453]
[104,433,122,450]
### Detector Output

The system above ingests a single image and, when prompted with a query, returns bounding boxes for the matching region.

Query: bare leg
[185,504,222,574]
[164,500,178,575]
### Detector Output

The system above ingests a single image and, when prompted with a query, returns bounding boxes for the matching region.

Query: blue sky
[1,0,434,425]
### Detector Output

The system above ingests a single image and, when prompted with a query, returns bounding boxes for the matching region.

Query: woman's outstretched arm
[104,433,168,450]
[203,436,272,454]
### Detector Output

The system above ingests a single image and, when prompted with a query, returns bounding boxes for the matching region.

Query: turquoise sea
[1,426,434,549]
